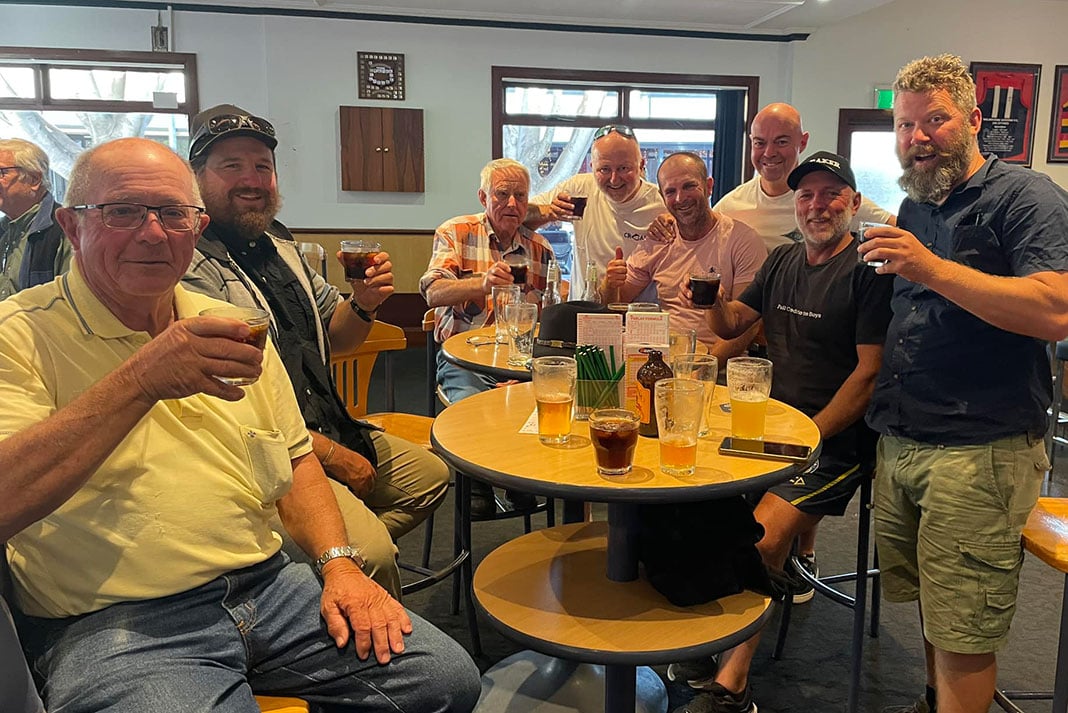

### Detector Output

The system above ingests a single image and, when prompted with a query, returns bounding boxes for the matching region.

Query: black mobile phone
[718,437,812,463]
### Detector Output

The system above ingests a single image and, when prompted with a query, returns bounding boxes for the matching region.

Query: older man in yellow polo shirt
[0,138,479,713]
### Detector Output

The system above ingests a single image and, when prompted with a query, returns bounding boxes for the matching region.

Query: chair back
[330,320,407,419]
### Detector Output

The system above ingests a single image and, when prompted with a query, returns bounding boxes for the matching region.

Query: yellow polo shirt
[0,264,312,618]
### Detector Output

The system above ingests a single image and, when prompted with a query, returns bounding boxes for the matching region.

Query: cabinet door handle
[375,147,383,152]
[383,147,390,153]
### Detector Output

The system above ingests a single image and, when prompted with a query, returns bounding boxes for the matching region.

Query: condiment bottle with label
[635,349,673,437]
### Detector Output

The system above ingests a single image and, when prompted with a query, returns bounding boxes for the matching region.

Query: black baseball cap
[188,104,277,161]
[787,151,857,191]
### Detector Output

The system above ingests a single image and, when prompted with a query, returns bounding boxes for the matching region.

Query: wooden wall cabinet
[340,106,424,193]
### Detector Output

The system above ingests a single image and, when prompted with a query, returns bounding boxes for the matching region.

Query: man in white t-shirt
[527,125,666,301]
[603,151,766,361]
[715,103,896,253]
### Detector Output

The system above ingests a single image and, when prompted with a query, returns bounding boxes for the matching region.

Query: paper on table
[576,313,624,372]
[519,409,539,434]
[625,312,671,347]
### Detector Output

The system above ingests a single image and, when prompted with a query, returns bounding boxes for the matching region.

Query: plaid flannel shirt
[419,213,554,342]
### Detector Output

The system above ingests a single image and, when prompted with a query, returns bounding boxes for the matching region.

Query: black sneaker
[671,683,757,713]
[666,656,718,690]
[504,489,538,513]
[469,480,498,519]
[789,552,818,604]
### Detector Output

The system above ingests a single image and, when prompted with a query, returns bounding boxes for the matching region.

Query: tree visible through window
[0,47,197,203]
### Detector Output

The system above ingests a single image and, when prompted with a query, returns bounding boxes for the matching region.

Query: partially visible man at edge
[0,137,480,712]
[183,104,450,601]
[0,138,70,301]
[862,54,1068,713]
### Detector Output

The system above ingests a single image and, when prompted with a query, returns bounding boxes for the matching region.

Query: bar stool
[994,497,1068,713]
[773,474,881,713]
[1048,340,1068,470]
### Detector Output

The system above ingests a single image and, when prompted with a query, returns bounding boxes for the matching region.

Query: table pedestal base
[475,650,668,713]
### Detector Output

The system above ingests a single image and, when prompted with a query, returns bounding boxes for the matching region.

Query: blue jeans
[18,553,480,712]
[1,597,43,713]
[436,349,497,403]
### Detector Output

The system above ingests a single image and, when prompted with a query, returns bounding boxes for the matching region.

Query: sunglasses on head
[203,113,276,138]
[593,124,636,141]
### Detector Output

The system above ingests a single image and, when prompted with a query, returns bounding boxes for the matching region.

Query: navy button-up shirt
[867,156,1068,445]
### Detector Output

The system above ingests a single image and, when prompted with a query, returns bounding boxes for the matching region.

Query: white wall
[7,0,1067,231]
[2,4,793,229]
[793,0,1068,187]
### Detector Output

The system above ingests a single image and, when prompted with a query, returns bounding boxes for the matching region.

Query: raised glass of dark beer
[340,240,381,281]
[689,271,722,309]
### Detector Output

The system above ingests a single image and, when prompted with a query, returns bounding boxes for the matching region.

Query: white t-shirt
[714,175,896,253]
[625,214,767,348]
[532,173,665,301]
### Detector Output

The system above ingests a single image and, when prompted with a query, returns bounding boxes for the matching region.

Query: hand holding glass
[505,302,538,367]
[504,254,530,286]
[857,221,891,268]
[655,378,705,475]
[198,306,269,386]
[340,240,381,281]
[532,356,577,445]
[726,357,773,441]
[491,285,522,344]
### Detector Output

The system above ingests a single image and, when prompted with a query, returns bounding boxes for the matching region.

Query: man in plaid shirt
[420,158,554,400]
[420,158,554,515]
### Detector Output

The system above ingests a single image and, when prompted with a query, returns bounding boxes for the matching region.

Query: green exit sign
[874,88,893,110]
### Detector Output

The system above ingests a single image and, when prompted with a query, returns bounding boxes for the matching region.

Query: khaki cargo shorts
[873,433,1047,654]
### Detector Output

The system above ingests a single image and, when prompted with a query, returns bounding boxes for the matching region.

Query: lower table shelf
[473,521,774,666]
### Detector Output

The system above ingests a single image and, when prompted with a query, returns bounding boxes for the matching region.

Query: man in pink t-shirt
[603,152,767,362]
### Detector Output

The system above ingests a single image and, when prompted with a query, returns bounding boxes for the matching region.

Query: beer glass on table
[532,356,577,445]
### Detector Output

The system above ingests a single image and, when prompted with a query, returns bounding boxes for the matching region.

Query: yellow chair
[255,695,310,712]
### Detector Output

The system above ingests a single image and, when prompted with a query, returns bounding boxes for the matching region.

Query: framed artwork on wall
[1048,66,1068,163]
[969,61,1040,166]
[358,52,405,101]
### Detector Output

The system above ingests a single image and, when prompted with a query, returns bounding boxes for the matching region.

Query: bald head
[591,130,645,203]
[749,102,809,196]
[66,138,202,208]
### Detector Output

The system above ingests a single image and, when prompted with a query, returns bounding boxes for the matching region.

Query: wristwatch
[314,545,366,575]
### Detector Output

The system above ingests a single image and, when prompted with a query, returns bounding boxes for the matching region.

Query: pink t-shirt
[625,214,767,347]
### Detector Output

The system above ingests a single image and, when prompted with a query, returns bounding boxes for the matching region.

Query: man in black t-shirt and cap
[666,151,894,713]
[182,104,449,601]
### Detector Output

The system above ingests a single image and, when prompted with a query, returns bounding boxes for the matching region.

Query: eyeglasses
[593,124,637,141]
[71,203,206,231]
[0,166,20,179]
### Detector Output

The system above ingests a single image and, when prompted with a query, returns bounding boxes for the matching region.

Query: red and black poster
[970,62,1040,166]
[1048,66,1068,163]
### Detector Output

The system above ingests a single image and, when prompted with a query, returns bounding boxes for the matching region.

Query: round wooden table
[431,382,821,713]
[440,326,532,382]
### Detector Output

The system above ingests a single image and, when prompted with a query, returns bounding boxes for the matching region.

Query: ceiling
[173,0,900,36]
